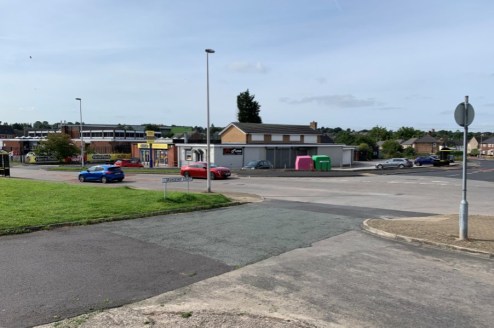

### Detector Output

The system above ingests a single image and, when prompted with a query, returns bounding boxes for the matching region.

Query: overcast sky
[1,0,493,132]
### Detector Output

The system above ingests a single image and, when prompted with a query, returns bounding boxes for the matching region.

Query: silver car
[375,158,413,169]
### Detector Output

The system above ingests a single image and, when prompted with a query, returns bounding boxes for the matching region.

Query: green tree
[237,89,262,123]
[118,124,134,130]
[33,121,52,129]
[357,143,372,160]
[355,134,377,148]
[394,126,423,140]
[381,140,403,158]
[403,146,416,157]
[12,123,32,130]
[38,133,79,161]
[209,124,223,137]
[334,130,356,145]
[369,126,392,141]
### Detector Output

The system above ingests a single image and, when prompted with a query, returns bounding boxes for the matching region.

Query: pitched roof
[415,135,438,143]
[482,137,494,144]
[220,122,319,135]
[401,138,417,145]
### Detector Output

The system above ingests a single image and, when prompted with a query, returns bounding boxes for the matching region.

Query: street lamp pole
[75,98,84,167]
[205,48,215,193]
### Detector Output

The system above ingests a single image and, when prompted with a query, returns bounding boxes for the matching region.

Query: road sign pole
[161,177,193,200]
[459,95,469,240]
[163,182,168,199]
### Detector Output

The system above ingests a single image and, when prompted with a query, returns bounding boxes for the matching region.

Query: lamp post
[479,133,483,158]
[75,98,84,167]
[205,48,215,193]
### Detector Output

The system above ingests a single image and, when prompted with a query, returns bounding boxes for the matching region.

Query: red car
[114,158,144,168]
[180,162,231,179]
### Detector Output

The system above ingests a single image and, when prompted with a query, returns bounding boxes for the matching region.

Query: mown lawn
[0,178,230,234]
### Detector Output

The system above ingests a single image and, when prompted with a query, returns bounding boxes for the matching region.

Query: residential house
[400,138,416,149]
[467,136,479,154]
[480,137,494,156]
[402,135,439,154]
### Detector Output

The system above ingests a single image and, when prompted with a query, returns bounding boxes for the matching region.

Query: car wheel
[210,172,215,180]
[417,162,422,166]
[376,164,383,170]
[183,171,190,178]
[78,175,85,182]
[101,176,108,184]
[399,164,404,169]
[117,178,123,182]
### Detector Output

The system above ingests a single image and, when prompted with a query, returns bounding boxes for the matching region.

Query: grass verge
[0,178,231,235]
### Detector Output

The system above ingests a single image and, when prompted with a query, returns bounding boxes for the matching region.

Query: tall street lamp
[205,48,215,193]
[75,98,84,167]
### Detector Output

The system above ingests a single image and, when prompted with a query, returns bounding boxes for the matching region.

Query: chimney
[310,121,318,130]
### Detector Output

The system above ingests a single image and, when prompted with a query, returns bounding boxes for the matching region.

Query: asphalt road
[411,158,494,182]
[2,166,494,327]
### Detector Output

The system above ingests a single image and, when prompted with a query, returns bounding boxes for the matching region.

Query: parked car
[414,155,437,166]
[241,160,274,170]
[78,165,125,183]
[180,162,231,179]
[375,158,413,169]
[114,158,144,168]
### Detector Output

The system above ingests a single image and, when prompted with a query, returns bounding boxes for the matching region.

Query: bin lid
[312,155,330,160]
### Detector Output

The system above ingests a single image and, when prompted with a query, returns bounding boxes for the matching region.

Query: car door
[191,164,207,178]
[383,160,393,168]
[86,166,100,181]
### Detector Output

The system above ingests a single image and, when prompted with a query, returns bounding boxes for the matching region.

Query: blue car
[78,165,125,183]
[414,156,437,166]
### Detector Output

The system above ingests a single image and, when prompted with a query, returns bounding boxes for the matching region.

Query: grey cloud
[228,61,268,74]
[280,95,381,108]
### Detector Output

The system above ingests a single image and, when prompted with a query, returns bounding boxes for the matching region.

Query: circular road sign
[454,102,475,127]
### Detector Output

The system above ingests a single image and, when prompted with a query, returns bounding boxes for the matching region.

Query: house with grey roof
[480,136,494,156]
[401,135,439,154]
